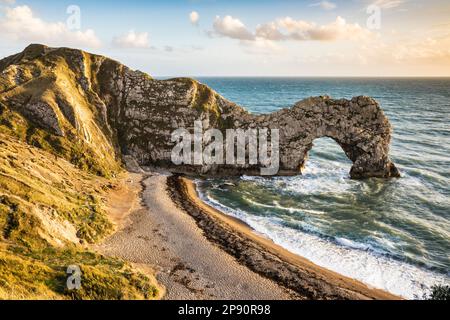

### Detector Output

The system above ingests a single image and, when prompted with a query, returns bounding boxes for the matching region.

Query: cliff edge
[0,44,399,179]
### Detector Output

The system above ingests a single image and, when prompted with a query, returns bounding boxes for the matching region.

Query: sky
[0,0,449,77]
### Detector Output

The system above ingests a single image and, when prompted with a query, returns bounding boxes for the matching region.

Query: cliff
[0,45,163,299]
[0,132,159,299]
[0,44,400,299]
[0,44,399,179]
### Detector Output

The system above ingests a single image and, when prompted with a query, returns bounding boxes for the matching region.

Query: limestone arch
[276,96,400,179]
[301,136,352,175]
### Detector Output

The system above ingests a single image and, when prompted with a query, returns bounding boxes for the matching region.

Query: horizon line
[153,75,450,79]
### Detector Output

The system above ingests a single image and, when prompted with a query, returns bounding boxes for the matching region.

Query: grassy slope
[0,46,162,299]
[0,45,228,299]
[0,115,159,299]
[0,45,121,178]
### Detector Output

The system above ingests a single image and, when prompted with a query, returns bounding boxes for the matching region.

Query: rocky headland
[1,44,399,179]
[0,44,400,299]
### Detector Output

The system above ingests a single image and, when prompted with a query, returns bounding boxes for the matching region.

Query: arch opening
[302,137,353,177]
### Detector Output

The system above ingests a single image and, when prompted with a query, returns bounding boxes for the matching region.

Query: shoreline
[168,175,401,300]
[97,172,297,300]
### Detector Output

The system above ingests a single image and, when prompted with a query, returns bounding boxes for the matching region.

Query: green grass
[0,45,182,300]
[0,108,119,178]
[0,247,159,300]
[0,130,160,300]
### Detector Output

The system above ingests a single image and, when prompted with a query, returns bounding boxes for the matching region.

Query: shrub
[427,285,450,300]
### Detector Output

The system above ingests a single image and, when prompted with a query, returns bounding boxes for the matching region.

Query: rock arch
[257,96,401,178]
[0,45,400,179]
[104,71,400,179]
[301,136,352,174]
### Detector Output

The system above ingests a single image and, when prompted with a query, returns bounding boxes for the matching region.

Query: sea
[188,77,449,299]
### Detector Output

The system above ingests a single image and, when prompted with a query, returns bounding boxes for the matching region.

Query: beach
[96,170,399,300]
[97,171,297,300]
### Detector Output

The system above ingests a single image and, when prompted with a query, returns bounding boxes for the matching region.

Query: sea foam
[196,183,449,299]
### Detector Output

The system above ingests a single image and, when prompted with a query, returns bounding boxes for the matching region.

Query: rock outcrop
[0,44,400,178]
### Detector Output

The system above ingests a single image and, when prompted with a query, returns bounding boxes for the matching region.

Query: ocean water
[193,77,450,299]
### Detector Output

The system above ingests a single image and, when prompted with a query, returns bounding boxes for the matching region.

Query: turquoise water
[194,77,450,299]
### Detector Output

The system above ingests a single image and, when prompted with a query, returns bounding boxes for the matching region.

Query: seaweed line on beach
[166,174,395,300]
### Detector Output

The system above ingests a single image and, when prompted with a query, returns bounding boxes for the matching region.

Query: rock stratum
[0,44,399,179]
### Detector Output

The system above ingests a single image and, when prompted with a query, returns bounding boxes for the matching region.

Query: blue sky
[0,0,449,76]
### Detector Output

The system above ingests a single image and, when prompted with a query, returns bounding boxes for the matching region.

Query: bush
[427,285,450,300]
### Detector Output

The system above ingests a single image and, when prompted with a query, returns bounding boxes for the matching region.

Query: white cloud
[112,30,150,48]
[302,31,450,71]
[209,15,373,55]
[212,15,372,43]
[212,15,255,40]
[190,11,200,26]
[361,34,450,64]
[257,16,372,41]
[309,1,337,10]
[254,21,286,41]
[240,38,284,55]
[0,0,15,5]
[0,5,101,48]
[371,0,407,9]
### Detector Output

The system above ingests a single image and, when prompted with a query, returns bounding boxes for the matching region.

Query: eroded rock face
[257,96,400,179]
[0,44,400,178]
